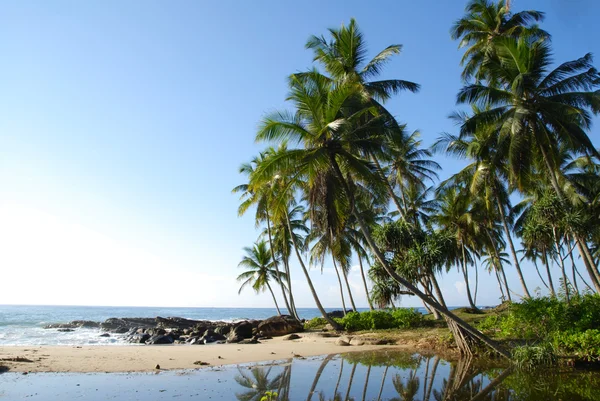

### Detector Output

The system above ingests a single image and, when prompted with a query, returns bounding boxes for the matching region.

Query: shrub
[554,330,600,361]
[341,311,369,331]
[512,342,557,371]
[304,317,328,330]
[340,309,423,331]
[391,308,423,328]
[497,295,600,339]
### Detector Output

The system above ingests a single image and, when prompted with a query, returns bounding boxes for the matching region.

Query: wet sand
[0,333,398,373]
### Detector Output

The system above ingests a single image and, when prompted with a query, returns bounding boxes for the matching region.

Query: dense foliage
[304,309,423,331]
[234,0,600,357]
[479,295,600,339]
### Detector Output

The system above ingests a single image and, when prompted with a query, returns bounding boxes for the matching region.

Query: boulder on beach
[257,315,303,337]
[146,334,174,345]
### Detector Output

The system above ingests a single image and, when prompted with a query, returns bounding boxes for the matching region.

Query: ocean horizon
[0,304,467,346]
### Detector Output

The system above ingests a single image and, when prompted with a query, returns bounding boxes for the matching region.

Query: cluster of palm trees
[234,0,599,354]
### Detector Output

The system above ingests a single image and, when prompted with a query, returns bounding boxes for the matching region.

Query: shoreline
[0,332,411,373]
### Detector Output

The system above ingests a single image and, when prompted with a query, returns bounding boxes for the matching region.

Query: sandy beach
[0,332,401,373]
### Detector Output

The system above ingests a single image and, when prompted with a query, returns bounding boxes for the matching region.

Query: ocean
[0,305,383,346]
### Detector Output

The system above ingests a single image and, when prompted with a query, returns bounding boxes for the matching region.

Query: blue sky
[0,0,598,308]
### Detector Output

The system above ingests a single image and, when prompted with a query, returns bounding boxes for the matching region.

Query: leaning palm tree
[254,68,508,357]
[237,240,287,314]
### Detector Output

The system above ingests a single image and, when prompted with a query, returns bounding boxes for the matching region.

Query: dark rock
[146,334,174,345]
[214,325,231,336]
[57,328,74,332]
[326,310,353,319]
[99,333,110,337]
[156,316,204,330]
[127,333,151,344]
[226,333,243,343]
[71,320,101,328]
[257,315,303,337]
[44,320,101,329]
[230,321,253,339]
[100,318,156,332]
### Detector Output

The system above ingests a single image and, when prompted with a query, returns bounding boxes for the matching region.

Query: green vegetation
[304,309,423,331]
[234,0,600,357]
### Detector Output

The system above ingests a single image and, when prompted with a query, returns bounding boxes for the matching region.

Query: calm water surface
[1,350,598,400]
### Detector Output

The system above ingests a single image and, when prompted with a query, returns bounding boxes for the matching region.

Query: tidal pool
[1,350,599,400]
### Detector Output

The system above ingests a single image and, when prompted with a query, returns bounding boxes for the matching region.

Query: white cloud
[454,281,466,295]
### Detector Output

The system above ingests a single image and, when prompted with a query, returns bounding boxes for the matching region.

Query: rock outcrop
[257,315,303,337]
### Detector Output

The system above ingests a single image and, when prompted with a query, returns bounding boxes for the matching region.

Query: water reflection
[232,351,600,401]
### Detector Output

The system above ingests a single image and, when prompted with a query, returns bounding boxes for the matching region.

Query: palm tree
[233,151,295,317]
[236,240,287,314]
[451,0,548,82]
[456,37,600,278]
[432,186,482,309]
[254,22,509,358]
[434,109,531,298]
[263,203,309,318]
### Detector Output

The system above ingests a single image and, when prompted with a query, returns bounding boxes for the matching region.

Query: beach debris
[155,364,161,370]
[193,361,210,366]
[270,352,276,355]
[0,357,33,363]
[292,353,303,358]
[335,338,351,346]
[282,333,301,341]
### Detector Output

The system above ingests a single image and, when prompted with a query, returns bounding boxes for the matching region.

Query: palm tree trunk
[285,209,343,330]
[461,245,477,309]
[340,262,358,311]
[534,258,550,290]
[495,195,531,298]
[331,256,348,315]
[500,267,512,302]
[330,156,510,358]
[344,362,357,401]
[358,256,375,310]
[495,270,506,302]
[425,356,440,401]
[570,247,594,293]
[543,249,556,297]
[283,257,300,319]
[538,142,599,276]
[265,281,282,315]
[361,365,371,401]
[474,259,479,305]
[376,365,389,401]
[306,354,333,401]
[430,273,447,307]
[485,228,511,302]
[421,278,441,320]
[576,239,600,292]
[553,226,570,303]
[334,358,344,396]
[266,210,293,316]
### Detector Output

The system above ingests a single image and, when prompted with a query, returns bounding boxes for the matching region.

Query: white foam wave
[0,327,130,346]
